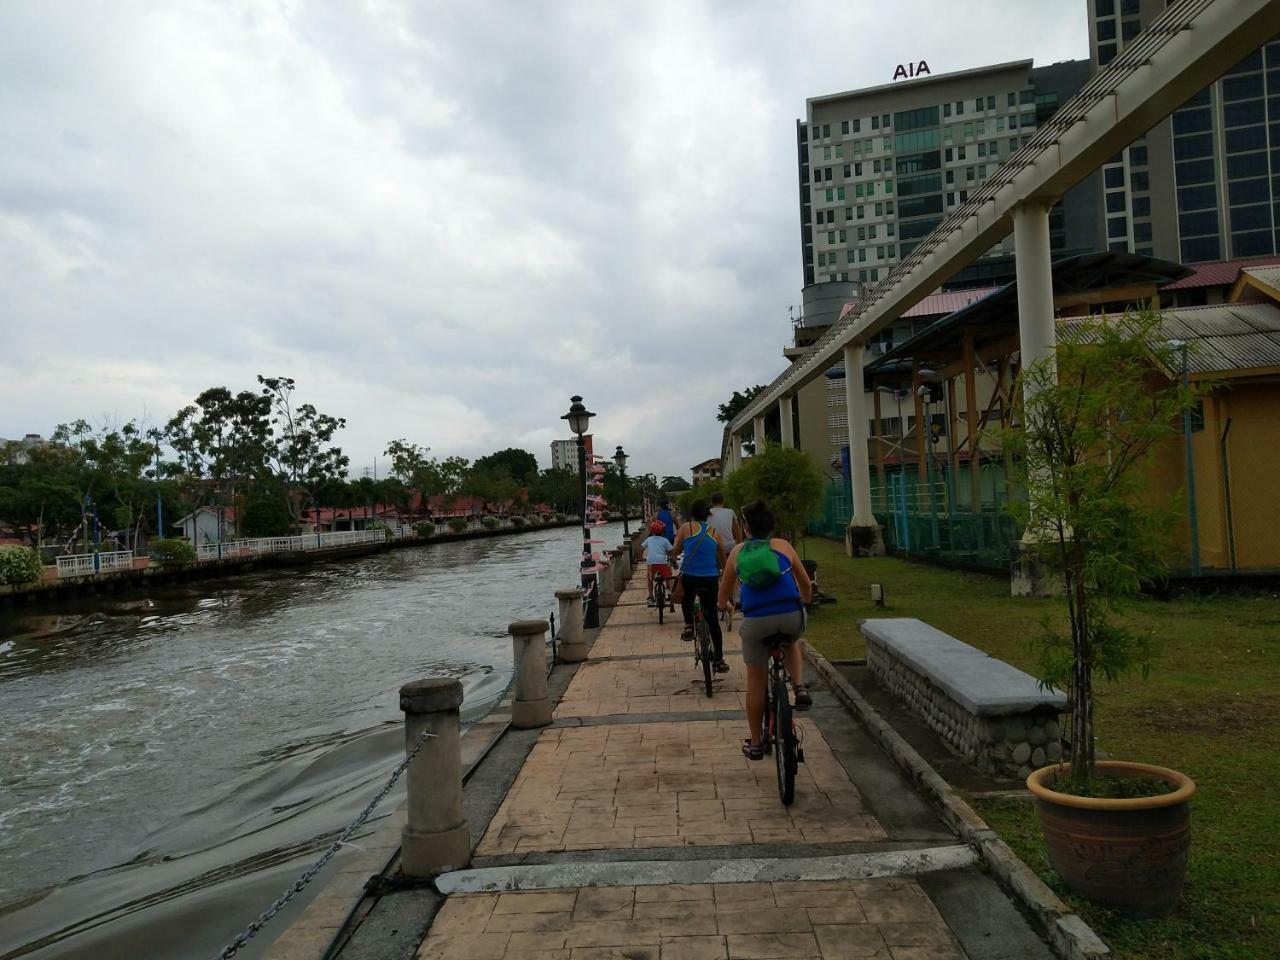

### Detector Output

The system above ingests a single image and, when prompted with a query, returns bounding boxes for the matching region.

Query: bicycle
[761,633,805,805]
[652,572,675,624]
[691,595,714,698]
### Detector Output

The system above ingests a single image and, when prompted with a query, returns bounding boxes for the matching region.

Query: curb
[802,642,1110,960]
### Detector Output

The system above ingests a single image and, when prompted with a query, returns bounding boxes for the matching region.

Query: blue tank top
[681,523,719,577]
[656,508,675,541]
[740,547,804,617]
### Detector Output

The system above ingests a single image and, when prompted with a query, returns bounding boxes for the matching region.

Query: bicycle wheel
[696,621,713,697]
[656,581,665,624]
[772,670,797,805]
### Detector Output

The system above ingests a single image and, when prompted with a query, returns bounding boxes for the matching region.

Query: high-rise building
[797,59,1102,290]
[549,439,577,472]
[1088,0,1280,263]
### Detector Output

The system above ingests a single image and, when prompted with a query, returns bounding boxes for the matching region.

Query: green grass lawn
[799,536,1280,960]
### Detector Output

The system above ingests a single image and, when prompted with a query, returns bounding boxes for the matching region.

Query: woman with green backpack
[717,499,814,760]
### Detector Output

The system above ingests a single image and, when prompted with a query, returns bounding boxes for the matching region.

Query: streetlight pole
[562,396,599,629]
[614,445,629,537]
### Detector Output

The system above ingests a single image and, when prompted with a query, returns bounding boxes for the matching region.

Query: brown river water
[0,522,619,960]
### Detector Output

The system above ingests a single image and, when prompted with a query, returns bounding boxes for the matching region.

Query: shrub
[510,515,525,528]
[0,545,44,585]
[480,515,499,529]
[413,521,435,538]
[367,520,393,540]
[447,517,468,533]
[150,538,196,568]
[725,444,823,542]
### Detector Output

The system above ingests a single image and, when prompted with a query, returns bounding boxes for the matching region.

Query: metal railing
[195,529,388,561]
[55,551,135,579]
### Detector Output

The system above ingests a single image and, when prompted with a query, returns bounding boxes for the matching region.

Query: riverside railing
[55,551,135,579]
[194,529,388,561]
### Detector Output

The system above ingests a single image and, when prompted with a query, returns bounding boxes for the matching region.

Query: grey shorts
[739,610,806,668]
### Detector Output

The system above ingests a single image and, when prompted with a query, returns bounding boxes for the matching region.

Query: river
[0,522,621,960]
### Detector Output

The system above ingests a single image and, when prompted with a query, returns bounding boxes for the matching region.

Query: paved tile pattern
[476,721,884,855]
[555,657,748,718]
[419,880,966,959]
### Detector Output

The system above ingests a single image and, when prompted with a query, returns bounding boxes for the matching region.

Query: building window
[888,244,896,257]
[1130,145,1148,166]
[958,146,966,160]
[1106,192,1127,213]
[996,116,1005,132]
[857,205,866,219]
[844,164,852,178]
[869,225,877,239]
[873,159,881,173]
[857,227,866,241]
[837,186,846,200]
[853,118,861,132]
[1133,196,1151,217]
[886,201,895,215]
[1104,166,1125,188]
[877,245,885,258]
[812,125,820,139]
[827,230,835,244]
[955,100,964,115]
[875,202,884,216]
[885,180,894,193]
[841,120,850,135]
[1095,0,1114,13]
[823,124,831,138]
[1097,18,1116,42]
[818,252,826,266]
[887,223,896,237]
[1121,19,1140,41]
[943,102,952,118]
[1107,215,1128,238]
[1134,222,1152,243]
[856,162,863,176]
[1131,171,1149,191]
[1099,43,1116,65]
[872,115,880,129]
[1009,137,1018,151]
[986,95,995,111]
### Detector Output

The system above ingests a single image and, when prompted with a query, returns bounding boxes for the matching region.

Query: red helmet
[649,520,665,534]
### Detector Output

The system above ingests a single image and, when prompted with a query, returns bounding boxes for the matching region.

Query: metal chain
[214,726,437,959]
[214,646,534,957]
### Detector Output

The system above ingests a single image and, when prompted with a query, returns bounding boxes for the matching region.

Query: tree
[660,476,692,492]
[1002,311,1201,791]
[528,467,580,514]
[724,444,823,542]
[258,376,350,528]
[472,448,538,486]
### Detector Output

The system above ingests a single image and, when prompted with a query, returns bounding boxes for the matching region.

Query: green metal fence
[809,461,1023,572]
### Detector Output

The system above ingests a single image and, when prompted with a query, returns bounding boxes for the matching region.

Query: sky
[0,1,1089,481]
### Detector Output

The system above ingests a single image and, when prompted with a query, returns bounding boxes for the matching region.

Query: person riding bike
[672,499,729,673]
[717,499,813,760]
[655,501,678,542]
[643,519,675,605]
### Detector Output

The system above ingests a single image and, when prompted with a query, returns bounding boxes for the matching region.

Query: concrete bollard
[509,619,553,728]
[597,554,619,608]
[399,678,471,877]
[556,587,589,662]
[615,544,632,583]
[630,532,644,565]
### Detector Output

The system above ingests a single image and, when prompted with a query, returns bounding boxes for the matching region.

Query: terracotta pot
[1026,761,1195,917]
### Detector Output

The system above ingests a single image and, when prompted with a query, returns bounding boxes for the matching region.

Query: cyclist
[655,500,677,542]
[717,499,813,761]
[707,491,742,547]
[643,519,675,606]
[672,499,729,672]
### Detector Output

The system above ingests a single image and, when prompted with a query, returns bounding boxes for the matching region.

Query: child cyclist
[643,519,675,606]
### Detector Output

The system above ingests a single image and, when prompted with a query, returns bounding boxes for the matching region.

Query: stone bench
[861,618,1068,780]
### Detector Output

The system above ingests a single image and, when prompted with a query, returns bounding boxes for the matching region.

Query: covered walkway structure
[725,0,1280,554]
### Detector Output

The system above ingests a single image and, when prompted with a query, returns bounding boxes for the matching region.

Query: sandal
[714,660,730,673]
[793,682,813,711]
[741,739,764,761]
[680,627,694,641]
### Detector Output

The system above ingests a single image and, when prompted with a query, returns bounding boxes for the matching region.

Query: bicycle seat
[762,633,794,647]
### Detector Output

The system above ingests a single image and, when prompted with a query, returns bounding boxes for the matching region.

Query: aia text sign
[893,61,931,81]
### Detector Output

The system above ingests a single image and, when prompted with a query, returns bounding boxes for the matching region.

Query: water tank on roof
[800,279,862,328]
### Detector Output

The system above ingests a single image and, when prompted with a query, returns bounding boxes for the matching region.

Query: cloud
[0,1,1088,477]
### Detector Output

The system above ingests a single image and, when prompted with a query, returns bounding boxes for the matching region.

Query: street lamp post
[562,396,599,629]
[614,445,629,537]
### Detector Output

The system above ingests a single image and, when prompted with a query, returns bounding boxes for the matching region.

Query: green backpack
[738,539,782,589]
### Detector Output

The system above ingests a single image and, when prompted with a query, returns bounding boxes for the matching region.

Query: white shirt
[707,506,738,546]
[644,534,674,564]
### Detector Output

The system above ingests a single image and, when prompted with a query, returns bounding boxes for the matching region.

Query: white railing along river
[55,551,135,579]
[194,529,388,561]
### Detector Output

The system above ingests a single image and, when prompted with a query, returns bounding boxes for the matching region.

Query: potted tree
[1006,310,1202,917]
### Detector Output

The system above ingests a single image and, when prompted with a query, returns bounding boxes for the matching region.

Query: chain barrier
[214,726,435,959]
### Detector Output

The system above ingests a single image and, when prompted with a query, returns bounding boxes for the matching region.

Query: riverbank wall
[0,516,642,609]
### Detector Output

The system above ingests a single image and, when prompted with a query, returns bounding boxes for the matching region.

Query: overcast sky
[0,1,1088,480]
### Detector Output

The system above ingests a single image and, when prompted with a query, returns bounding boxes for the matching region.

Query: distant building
[173,506,238,544]
[1,433,48,465]
[550,439,578,471]
[691,458,723,485]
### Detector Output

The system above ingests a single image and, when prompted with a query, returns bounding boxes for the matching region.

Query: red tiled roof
[1163,255,1280,290]
[902,286,1002,319]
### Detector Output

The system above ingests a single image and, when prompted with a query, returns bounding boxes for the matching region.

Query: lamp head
[613,445,628,469]
[561,395,595,436]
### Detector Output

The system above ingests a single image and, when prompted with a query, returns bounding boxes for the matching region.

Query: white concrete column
[779,395,795,448]
[1013,201,1057,389]
[597,552,618,608]
[556,587,588,662]
[753,415,766,454]
[843,344,876,524]
[509,619,553,728]
[400,678,471,876]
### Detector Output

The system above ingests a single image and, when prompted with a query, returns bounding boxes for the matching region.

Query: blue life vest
[740,548,803,616]
[681,523,719,577]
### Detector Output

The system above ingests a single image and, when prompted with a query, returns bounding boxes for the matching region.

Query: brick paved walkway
[416,570,978,960]
[422,881,965,959]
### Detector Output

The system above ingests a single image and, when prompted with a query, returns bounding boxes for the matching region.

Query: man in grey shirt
[707,492,742,547]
